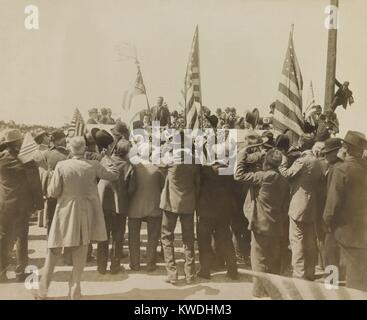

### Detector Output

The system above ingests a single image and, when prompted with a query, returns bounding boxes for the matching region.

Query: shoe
[15,273,29,283]
[110,264,125,274]
[186,277,196,285]
[146,265,157,272]
[164,276,178,285]
[0,272,8,283]
[196,271,211,280]
[30,289,48,300]
[129,265,141,271]
[97,267,107,275]
[226,271,239,280]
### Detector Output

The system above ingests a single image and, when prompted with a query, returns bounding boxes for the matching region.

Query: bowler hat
[0,129,23,144]
[91,128,114,149]
[343,131,367,150]
[324,138,342,154]
[51,130,66,142]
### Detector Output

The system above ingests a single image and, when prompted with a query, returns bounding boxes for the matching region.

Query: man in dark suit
[44,130,69,232]
[0,129,43,282]
[323,131,367,291]
[151,97,171,127]
[331,80,354,112]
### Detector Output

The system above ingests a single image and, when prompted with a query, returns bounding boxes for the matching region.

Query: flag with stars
[184,26,202,129]
[68,108,86,137]
[273,25,304,142]
[122,64,147,111]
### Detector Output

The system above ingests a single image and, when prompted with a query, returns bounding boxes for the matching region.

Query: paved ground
[1,221,366,300]
[0,221,257,300]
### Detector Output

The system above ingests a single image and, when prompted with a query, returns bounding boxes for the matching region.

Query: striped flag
[18,132,38,163]
[122,65,147,111]
[184,26,202,129]
[68,108,86,137]
[304,81,320,126]
[273,25,304,142]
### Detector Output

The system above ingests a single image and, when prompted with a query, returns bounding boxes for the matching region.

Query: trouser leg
[46,199,57,235]
[180,214,195,280]
[304,223,317,280]
[146,216,162,269]
[110,213,124,270]
[251,232,281,297]
[13,212,30,277]
[161,211,178,280]
[97,210,112,272]
[197,216,213,275]
[340,245,367,291]
[39,248,62,297]
[128,218,142,270]
[69,245,88,300]
[216,221,238,276]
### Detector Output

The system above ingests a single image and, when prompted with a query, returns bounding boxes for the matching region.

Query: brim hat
[0,129,23,144]
[324,138,342,154]
[33,129,47,140]
[343,131,367,150]
[51,130,66,142]
[91,128,114,149]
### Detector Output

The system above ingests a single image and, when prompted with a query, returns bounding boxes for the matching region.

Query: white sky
[0,0,366,136]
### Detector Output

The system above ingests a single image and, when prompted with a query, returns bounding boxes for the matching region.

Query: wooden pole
[324,0,339,112]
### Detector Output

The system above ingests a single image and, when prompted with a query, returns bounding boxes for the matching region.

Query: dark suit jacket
[323,156,367,248]
[151,105,171,127]
[0,151,43,232]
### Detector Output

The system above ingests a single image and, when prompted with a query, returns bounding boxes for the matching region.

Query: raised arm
[234,151,264,185]
[96,157,119,181]
[279,154,304,179]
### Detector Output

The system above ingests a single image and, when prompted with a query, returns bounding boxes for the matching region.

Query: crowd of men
[0,96,366,300]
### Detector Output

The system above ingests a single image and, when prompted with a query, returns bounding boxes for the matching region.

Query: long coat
[0,151,43,232]
[98,155,136,215]
[279,150,323,223]
[47,157,118,248]
[160,164,200,215]
[323,156,367,248]
[127,163,164,218]
[197,165,237,222]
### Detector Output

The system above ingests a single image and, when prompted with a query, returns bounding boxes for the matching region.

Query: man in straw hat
[323,131,367,291]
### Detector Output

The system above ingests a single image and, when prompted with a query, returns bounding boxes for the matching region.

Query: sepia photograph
[0,0,367,306]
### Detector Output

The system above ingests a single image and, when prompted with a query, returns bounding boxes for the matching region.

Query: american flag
[122,64,147,111]
[18,132,38,164]
[273,25,304,142]
[184,26,202,129]
[68,108,86,137]
[304,81,319,126]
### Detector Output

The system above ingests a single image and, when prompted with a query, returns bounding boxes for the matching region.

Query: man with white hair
[33,136,119,299]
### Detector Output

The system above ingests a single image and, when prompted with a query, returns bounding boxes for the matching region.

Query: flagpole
[324,0,339,112]
[196,25,203,130]
[135,59,151,112]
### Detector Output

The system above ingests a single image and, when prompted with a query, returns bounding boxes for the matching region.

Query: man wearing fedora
[321,138,344,272]
[323,131,367,291]
[44,130,69,233]
[0,129,43,282]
